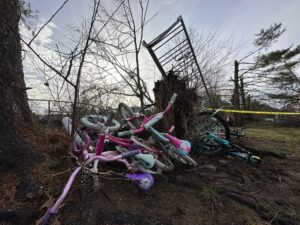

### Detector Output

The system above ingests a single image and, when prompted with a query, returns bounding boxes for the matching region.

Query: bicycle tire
[193,139,224,156]
[181,155,197,167]
[191,111,230,155]
[118,103,141,129]
[156,141,197,167]
[193,111,230,140]
[154,153,174,172]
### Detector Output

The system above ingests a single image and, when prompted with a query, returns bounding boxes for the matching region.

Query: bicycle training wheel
[118,103,141,129]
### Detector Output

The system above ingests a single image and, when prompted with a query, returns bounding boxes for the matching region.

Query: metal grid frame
[143,16,214,108]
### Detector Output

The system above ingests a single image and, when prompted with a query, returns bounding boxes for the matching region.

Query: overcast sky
[27,0,300,54]
[23,0,300,111]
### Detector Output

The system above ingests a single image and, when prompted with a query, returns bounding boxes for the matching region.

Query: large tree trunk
[0,0,38,173]
[0,2,45,224]
[0,0,31,126]
[153,71,197,139]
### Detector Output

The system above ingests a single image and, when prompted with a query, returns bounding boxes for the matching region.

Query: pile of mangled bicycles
[42,93,261,225]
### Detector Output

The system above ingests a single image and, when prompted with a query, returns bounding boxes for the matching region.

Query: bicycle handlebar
[169,93,178,105]
[122,149,139,158]
[118,130,134,137]
[41,210,55,225]
[144,93,177,129]
[144,113,163,130]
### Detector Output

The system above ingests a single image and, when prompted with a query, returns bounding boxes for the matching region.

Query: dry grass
[243,126,300,155]
[0,172,21,208]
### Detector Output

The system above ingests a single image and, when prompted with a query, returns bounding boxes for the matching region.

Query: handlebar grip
[122,149,139,158]
[41,211,55,225]
[118,130,134,137]
[169,93,178,104]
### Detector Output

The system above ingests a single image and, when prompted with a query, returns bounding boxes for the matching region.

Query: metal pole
[48,100,51,117]
[180,18,215,109]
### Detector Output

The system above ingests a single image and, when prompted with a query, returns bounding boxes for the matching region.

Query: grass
[202,187,218,203]
[243,126,300,155]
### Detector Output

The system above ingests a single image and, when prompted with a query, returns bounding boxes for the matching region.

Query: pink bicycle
[41,132,154,225]
[118,93,197,167]
[63,115,174,174]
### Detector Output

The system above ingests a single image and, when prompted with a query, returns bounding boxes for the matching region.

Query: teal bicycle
[191,111,260,165]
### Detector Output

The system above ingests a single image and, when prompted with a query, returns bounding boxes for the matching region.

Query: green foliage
[284,45,300,59]
[268,93,298,100]
[254,23,286,48]
[255,48,290,67]
[252,43,300,105]
[202,187,218,202]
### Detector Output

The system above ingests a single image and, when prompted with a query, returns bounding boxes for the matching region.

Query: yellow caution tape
[207,108,300,115]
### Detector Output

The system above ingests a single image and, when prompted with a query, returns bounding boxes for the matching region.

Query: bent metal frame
[143,15,215,109]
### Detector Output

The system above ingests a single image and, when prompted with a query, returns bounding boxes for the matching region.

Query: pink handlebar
[144,93,178,128]
[47,150,140,216]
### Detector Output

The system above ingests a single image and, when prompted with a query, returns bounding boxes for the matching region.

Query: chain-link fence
[28,98,112,126]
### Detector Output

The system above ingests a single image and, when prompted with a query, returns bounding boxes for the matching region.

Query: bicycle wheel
[157,141,197,167]
[192,111,230,141]
[154,153,174,172]
[181,155,197,167]
[193,136,224,155]
[118,103,141,129]
[132,136,174,172]
[191,111,230,155]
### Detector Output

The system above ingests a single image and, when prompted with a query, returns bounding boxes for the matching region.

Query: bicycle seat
[129,144,155,169]
[125,173,154,191]
[164,133,191,155]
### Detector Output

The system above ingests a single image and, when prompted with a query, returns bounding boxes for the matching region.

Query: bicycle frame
[119,94,192,157]
[69,114,165,174]
[207,133,261,165]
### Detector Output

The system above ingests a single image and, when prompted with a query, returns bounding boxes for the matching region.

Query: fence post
[48,100,51,117]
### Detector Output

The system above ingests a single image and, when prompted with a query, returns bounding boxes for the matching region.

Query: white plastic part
[80,115,121,133]
[92,160,100,189]
[62,117,84,146]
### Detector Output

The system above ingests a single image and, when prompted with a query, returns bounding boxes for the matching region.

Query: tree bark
[232,60,241,125]
[0,0,40,173]
[0,0,31,125]
[153,71,197,139]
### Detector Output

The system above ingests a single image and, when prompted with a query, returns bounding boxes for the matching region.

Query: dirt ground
[0,124,299,225]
